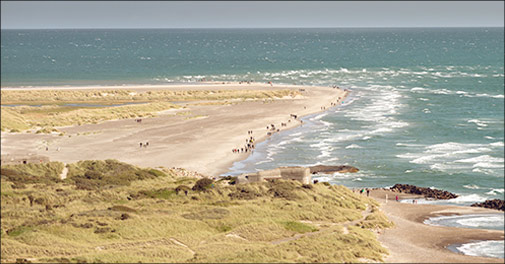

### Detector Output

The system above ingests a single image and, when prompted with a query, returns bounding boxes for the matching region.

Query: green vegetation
[1,162,64,186]
[1,160,391,263]
[281,221,318,233]
[1,89,300,104]
[1,89,300,132]
[1,102,176,132]
[66,159,163,190]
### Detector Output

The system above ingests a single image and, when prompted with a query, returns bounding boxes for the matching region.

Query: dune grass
[1,89,300,104]
[1,89,300,132]
[1,160,391,263]
[1,102,177,132]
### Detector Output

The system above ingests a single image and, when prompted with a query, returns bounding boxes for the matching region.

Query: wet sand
[368,189,504,263]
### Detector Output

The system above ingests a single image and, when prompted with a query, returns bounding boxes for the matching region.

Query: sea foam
[456,240,504,259]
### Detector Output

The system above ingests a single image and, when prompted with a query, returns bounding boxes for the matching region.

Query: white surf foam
[467,119,488,127]
[463,184,481,190]
[398,142,498,171]
[486,188,505,195]
[456,240,504,259]
[323,157,339,163]
[472,168,499,176]
[490,141,504,147]
[447,194,488,204]
[455,155,504,164]
[345,144,362,149]
[425,214,504,230]
[473,162,504,169]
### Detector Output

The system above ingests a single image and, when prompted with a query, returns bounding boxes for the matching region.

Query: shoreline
[368,189,504,263]
[1,82,348,177]
[0,81,323,91]
[218,90,351,176]
[3,81,502,262]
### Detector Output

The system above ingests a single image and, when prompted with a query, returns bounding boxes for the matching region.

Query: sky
[1,1,504,29]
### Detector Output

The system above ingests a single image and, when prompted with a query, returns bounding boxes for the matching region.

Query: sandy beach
[369,189,504,263]
[2,82,503,263]
[1,82,348,176]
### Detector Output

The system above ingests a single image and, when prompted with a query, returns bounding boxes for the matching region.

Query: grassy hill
[1,160,392,263]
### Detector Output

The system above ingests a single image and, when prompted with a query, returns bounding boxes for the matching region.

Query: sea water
[2,28,503,258]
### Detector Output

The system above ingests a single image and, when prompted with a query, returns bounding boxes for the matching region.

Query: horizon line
[2,26,504,30]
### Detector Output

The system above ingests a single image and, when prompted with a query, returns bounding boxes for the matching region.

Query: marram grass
[1,160,391,263]
[1,89,300,132]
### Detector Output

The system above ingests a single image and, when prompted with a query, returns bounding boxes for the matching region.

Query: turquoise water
[2,28,503,86]
[2,28,504,257]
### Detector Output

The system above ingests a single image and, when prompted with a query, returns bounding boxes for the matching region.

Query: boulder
[309,165,359,174]
[389,184,458,200]
[471,199,504,211]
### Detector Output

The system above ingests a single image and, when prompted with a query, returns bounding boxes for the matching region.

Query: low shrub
[228,185,262,200]
[192,178,214,192]
[67,159,162,189]
[175,185,191,195]
[1,162,63,185]
[302,184,313,189]
[267,180,300,200]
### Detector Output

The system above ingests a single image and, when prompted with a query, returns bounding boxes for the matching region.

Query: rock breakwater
[390,184,458,200]
[309,165,359,174]
[471,199,505,211]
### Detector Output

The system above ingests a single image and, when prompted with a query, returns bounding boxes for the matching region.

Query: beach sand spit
[1,83,348,177]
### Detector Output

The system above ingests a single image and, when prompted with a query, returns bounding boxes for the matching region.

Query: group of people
[360,188,371,197]
[135,118,142,123]
[232,134,255,154]
[139,142,149,148]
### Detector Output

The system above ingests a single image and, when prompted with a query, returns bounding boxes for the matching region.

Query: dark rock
[389,184,458,200]
[309,165,359,174]
[471,199,504,211]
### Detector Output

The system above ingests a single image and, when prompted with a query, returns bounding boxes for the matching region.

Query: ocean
[1,28,504,257]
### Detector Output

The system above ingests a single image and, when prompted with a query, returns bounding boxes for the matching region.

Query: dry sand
[368,189,504,263]
[1,82,347,176]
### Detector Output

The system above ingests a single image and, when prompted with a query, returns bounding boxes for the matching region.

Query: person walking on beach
[395,195,399,202]
[140,142,143,148]
[366,189,370,197]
